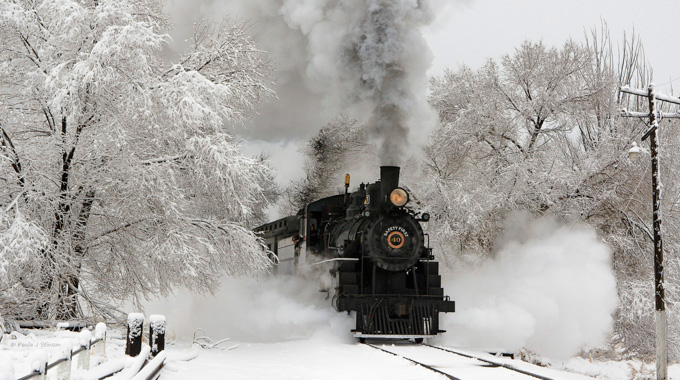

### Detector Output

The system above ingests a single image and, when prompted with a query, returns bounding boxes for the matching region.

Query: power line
[657,75,680,87]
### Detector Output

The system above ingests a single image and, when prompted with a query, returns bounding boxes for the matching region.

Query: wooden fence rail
[8,313,167,380]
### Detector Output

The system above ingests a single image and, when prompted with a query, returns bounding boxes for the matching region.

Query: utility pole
[621,83,680,380]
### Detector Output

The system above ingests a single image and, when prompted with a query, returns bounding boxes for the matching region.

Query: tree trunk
[57,188,96,320]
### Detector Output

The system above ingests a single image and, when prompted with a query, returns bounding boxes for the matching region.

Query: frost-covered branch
[0,122,24,188]
[141,153,188,165]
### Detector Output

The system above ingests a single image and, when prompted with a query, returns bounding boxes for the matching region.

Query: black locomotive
[255,166,455,342]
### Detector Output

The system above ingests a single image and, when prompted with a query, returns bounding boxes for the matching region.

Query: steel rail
[363,343,463,380]
[422,343,554,380]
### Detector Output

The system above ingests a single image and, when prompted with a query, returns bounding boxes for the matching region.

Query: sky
[163,0,680,188]
[423,0,680,89]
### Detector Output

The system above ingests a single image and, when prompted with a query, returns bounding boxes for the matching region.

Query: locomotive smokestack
[380,166,400,204]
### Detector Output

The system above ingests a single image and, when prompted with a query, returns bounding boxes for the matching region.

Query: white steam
[144,275,354,343]
[142,217,617,358]
[176,0,440,164]
[349,0,437,165]
[438,217,619,359]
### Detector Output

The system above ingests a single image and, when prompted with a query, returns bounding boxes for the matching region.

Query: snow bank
[144,275,354,343]
[438,215,618,359]
[0,357,14,380]
[71,358,126,380]
[562,358,680,379]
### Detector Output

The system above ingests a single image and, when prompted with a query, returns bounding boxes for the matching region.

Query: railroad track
[363,342,558,380]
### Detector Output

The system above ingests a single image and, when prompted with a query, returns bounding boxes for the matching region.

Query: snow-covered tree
[0,0,275,320]
[281,116,372,215]
[425,29,680,360]
[423,39,613,259]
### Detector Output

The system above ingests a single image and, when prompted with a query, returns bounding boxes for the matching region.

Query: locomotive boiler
[255,166,455,342]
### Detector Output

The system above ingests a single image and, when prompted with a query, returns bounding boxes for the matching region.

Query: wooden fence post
[126,313,144,357]
[149,315,166,357]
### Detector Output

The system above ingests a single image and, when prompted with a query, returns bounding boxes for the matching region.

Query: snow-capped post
[94,322,107,359]
[57,338,73,380]
[621,84,680,380]
[28,350,48,380]
[77,329,92,370]
[126,313,145,357]
[149,315,166,357]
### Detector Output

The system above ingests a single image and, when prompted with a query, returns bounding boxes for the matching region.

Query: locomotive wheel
[414,338,424,344]
[359,337,366,344]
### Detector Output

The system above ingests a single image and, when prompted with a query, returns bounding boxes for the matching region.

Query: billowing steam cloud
[437,216,619,359]
[143,275,354,343]
[350,1,437,165]
[164,0,440,165]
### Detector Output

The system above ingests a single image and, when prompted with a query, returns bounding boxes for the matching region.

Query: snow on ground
[162,339,446,380]
[2,327,680,379]
[562,357,680,380]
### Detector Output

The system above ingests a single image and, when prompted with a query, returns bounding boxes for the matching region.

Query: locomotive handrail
[363,255,422,260]
[300,258,359,268]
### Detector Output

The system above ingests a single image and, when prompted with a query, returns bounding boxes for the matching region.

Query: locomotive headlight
[389,188,409,207]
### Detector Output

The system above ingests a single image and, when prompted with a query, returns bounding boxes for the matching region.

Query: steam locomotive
[255,166,455,342]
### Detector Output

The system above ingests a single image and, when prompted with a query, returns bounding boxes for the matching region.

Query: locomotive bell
[346,183,366,218]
